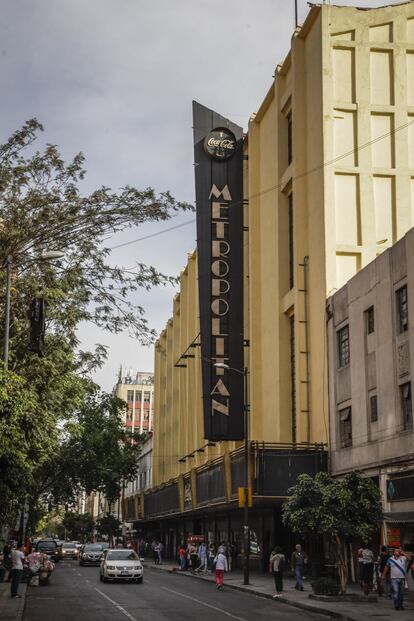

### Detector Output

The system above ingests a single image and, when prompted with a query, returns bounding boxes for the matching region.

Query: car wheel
[99,573,103,582]
[137,577,143,584]
[103,576,108,583]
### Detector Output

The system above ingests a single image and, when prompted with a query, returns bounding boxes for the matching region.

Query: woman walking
[215,548,228,590]
[269,546,285,598]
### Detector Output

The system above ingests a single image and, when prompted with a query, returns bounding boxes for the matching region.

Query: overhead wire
[106,116,414,250]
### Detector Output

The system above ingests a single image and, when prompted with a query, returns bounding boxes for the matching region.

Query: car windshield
[63,543,75,548]
[83,545,103,552]
[107,550,138,561]
[38,542,55,549]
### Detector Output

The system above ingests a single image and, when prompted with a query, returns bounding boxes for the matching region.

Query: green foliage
[310,577,341,596]
[282,472,383,542]
[95,513,121,541]
[0,369,39,525]
[62,511,94,542]
[0,120,190,532]
[282,472,383,592]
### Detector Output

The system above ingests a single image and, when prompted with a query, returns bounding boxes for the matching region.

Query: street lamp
[3,250,65,370]
[214,362,250,586]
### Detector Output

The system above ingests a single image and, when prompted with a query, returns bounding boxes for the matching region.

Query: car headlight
[107,565,115,570]
[134,565,141,570]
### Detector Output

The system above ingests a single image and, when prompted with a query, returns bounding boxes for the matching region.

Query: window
[365,306,375,334]
[287,111,293,164]
[370,394,378,423]
[290,315,296,444]
[127,390,134,402]
[396,286,408,334]
[400,382,412,430]
[143,391,151,403]
[337,326,350,367]
[126,410,132,421]
[339,407,352,448]
[288,194,294,290]
[135,390,142,403]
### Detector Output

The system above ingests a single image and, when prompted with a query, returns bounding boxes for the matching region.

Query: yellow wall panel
[371,114,394,169]
[373,176,395,244]
[370,50,394,105]
[332,48,355,103]
[334,174,360,245]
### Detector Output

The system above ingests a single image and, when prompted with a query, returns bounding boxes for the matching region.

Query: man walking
[382,547,413,611]
[269,546,285,598]
[291,544,308,591]
[10,544,25,598]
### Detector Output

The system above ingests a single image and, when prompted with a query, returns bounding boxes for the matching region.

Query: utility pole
[294,0,298,28]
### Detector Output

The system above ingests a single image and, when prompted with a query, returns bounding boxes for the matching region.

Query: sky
[0,0,406,391]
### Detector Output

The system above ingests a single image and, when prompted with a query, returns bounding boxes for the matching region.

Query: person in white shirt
[10,544,25,598]
[214,551,228,590]
[382,547,413,611]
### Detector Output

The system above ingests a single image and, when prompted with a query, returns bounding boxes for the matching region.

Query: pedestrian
[229,543,238,572]
[197,542,207,573]
[291,544,308,591]
[178,544,187,571]
[269,546,285,598]
[377,545,391,598]
[10,544,25,598]
[358,544,374,595]
[382,547,413,611]
[157,541,163,565]
[215,548,228,590]
[189,542,198,572]
[207,543,215,572]
[152,541,159,564]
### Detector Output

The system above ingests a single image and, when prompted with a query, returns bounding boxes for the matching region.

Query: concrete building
[114,370,154,434]
[122,434,153,534]
[128,2,414,560]
[328,227,414,549]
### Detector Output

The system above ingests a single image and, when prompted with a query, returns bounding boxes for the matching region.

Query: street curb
[148,565,355,620]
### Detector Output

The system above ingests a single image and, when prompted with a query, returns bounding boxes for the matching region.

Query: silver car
[79,543,104,566]
[100,549,143,583]
[61,542,79,559]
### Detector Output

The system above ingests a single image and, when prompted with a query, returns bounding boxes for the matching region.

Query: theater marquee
[192,101,244,441]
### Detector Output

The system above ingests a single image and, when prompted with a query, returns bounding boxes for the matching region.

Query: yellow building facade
[152,1,414,488]
[130,3,414,557]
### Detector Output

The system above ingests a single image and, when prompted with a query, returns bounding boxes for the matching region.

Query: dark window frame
[339,406,352,448]
[396,285,408,334]
[400,382,412,431]
[369,394,378,423]
[365,306,375,335]
[337,325,350,367]
[288,194,294,290]
[287,111,293,165]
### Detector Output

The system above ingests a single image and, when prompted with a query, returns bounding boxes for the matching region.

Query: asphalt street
[22,560,329,621]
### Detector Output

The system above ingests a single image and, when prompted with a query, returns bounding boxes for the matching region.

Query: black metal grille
[254,447,327,496]
[196,463,226,506]
[144,484,179,518]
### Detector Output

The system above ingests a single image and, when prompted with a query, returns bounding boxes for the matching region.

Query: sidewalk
[0,581,27,621]
[148,560,414,621]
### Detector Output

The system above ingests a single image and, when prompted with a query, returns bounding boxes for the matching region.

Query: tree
[0,119,192,372]
[29,389,143,512]
[62,511,94,542]
[96,513,121,547]
[282,472,383,592]
[0,119,191,530]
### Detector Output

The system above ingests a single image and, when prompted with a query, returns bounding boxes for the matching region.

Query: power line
[109,219,195,250]
[107,116,414,250]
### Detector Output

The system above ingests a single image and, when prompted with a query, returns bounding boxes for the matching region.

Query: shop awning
[384,511,414,524]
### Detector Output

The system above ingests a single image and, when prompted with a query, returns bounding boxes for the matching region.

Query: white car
[100,549,143,583]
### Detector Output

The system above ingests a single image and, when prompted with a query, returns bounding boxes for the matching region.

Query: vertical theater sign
[192,101,244,441]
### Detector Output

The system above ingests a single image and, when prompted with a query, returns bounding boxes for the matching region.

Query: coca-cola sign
[204,127,236,161]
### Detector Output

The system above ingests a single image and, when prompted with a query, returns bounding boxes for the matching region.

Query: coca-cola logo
[204,127,236,161]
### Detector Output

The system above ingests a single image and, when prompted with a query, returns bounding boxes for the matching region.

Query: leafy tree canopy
[282,472,383,591]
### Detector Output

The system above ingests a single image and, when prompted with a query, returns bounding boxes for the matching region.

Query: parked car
[61,542,79,559]
[35,539,59,563]
[100,549,143,583]
[79,543,105,566]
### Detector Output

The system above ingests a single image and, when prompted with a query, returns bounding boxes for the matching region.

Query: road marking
[161,586,248,621]
[94,588,138,621]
